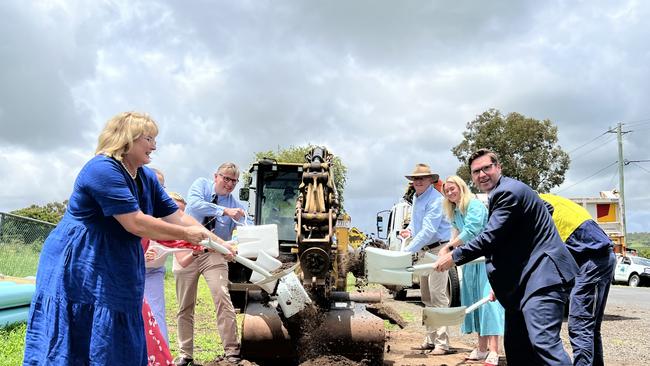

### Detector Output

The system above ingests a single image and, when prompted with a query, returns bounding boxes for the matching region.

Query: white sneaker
[484,351,499,365]
[466,349,489,360]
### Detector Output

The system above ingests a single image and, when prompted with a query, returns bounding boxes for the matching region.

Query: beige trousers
[418,245,450,349]
[173,252,239,358]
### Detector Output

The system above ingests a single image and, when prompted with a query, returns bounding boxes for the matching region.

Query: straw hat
[405,163,439,181]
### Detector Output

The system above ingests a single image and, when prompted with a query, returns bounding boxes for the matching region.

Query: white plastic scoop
[200,238,311,317]
[422,296,491,328]
[364,247,438,286]
[146,242,193,268]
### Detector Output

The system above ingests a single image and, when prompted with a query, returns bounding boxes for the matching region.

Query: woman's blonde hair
[167,191,186,204]
[95,112,159,161]
[442,175,473,221]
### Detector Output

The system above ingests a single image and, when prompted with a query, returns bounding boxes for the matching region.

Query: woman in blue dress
[22,112,235,365]
[440,175,504,366]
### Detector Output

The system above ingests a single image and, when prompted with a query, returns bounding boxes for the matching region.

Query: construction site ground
[204,285,649,366]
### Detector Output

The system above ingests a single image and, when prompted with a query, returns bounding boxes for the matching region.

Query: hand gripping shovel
[422,296,491,329]
[200,238,311,317]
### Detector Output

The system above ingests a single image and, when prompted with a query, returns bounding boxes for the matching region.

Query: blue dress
[23,155,177,365]
[453,199,505,336]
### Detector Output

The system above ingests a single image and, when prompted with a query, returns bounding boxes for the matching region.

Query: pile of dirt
[298,355,363,366]
[284,303,330,363]
[203,359,258,366]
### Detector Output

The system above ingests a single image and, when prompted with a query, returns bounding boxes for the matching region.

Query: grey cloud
[0,2,102,149]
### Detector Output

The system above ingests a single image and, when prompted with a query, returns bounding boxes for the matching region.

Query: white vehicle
[376,199,461,305]
[614,255,650,287]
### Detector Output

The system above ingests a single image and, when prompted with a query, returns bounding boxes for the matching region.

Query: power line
[569,135,617,160]
[630,161,650,174]
[566,130,610,155]
[623,118,650,126]
[629,161,650,176]
[555,161,618,194]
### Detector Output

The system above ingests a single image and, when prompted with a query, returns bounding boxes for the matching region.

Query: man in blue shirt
[173,162,247,366]
[401,163,452,355]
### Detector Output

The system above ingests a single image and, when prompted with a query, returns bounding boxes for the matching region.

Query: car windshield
[632,256,650,266]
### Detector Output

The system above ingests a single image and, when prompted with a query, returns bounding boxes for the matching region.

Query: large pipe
[330,291,382,303]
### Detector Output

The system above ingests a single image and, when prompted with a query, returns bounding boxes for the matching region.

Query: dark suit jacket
[452,176,578,310]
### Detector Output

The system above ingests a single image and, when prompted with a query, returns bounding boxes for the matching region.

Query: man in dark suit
[433,148,579,365]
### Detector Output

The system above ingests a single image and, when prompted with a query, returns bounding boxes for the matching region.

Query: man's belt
[422,240,449,251]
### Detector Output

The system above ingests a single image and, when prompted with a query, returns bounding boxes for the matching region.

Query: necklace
[119,159,138,180]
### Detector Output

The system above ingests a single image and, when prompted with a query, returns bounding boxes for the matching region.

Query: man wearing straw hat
[401,163,453,355]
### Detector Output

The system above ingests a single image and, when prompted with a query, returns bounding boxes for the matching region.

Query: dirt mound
[298,355,363,366]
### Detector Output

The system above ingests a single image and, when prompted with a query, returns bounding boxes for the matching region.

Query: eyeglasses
[412,176,428,181]
[471,163,496,176]
[219,174,239,184]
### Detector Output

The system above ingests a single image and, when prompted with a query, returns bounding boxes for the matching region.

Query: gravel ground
[453,285,650,366]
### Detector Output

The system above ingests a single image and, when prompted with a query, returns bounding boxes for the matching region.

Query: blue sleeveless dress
[23,155,177,365]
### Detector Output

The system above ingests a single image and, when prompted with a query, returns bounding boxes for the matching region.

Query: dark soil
[365,303,407,328]
[298,355,364,366]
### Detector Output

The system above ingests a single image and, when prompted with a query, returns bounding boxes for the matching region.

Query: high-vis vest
[539,193,593,242]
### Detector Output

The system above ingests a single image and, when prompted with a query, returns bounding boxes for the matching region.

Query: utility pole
[616,122,628,245]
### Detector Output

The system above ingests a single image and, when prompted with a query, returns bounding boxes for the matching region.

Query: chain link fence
[0,212,55,277]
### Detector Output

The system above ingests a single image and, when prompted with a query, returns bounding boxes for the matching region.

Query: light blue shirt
[453,198,488,244]
[185,177,250,241]
[403,185,452,253]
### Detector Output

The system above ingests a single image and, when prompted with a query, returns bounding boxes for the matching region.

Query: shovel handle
[408,262,436,274]
[230,211,250,226]
[465,296,491,314]
[201,239,273,277]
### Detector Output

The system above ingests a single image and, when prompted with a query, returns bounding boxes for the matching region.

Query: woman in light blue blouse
[441,176,504,366]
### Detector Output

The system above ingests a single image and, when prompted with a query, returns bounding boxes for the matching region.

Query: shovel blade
[364,247,413,286]
[236,224,279,258]
[249,251,283,293]
[276,272,312,318]
[422,306,467,328]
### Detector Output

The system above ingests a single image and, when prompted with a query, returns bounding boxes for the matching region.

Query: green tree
[248,145,348,210]
[452,109,570,192]
[637,248,650,258]
[11,201,68,224]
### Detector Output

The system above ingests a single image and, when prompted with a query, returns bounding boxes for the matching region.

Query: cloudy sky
[1,0,649,235]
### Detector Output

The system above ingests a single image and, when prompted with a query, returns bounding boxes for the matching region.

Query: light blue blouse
[452,198,488,244]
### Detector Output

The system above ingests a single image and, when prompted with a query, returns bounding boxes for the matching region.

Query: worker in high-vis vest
[539,194,616,366]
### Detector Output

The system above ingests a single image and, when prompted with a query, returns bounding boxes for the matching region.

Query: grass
[164,272,244,362]
[1,262,389,364]
[0,241,40,278]
[0,270,242,365]
[0,323,26,366]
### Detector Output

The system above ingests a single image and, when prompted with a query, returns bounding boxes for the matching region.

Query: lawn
[0,260,408,365]
[0,272,243,366]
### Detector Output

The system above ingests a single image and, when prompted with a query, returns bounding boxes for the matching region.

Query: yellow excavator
[234,147,385,365]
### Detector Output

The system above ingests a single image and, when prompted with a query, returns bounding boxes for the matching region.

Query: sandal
[466,349,489,360]
[484,351,499,366]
